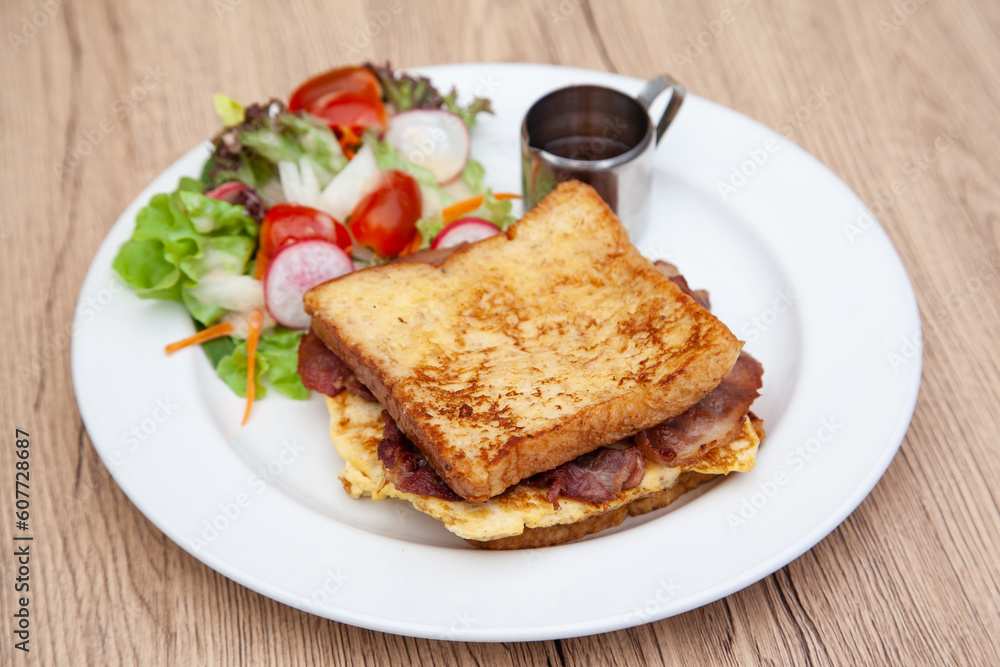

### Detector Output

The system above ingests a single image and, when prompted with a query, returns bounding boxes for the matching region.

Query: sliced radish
[264,239,353,329]
[431,217,500,249]
[385,109,470,184]
[318,143,381,221]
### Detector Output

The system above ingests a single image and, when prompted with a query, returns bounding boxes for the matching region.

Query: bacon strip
[389,242,466,266]
[377,413,462,501]
[654,260,710,310]
[636,352,763,468]
[296,329,375,400]
[524,446,646,509]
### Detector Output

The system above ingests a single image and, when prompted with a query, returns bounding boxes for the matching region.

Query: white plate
[72,63,921,641]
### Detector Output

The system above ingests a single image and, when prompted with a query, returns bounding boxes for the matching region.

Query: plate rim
[71,62,922,641]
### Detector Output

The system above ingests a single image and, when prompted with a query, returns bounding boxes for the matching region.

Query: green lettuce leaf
[472,191,516,231]
[415,213,446,250]
[460,159,487,194]
[112,180,259,325]
[215,328,308,400]
[442,90,493,129]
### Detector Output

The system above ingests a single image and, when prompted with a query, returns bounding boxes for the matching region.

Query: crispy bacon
[654,260,710,310]
[296,329,375,400]
[524,446,646,509]
[389,242,467,266]
[377,413,462,501]
[636,352,763,467]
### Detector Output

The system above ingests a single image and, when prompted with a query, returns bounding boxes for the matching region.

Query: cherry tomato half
[288,67,387,129]
[309,92,386,128]
[258,204,351,273]
[349,171,422,258]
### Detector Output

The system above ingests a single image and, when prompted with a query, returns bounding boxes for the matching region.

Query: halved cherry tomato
[309,92,386,128]
[258,204,351,276]
[349,171,422,258]
[288,66,387,128]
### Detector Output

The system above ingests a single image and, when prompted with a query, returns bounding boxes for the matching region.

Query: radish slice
[264,239,353,329]
[385,109,470,184]
[431,217,500,249]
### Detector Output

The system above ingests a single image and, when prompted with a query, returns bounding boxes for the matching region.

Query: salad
[113,63,518,423]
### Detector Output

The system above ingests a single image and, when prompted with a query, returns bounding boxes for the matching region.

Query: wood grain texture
[2,0,998,664]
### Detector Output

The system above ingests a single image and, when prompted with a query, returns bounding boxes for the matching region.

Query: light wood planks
[1,0,998,664]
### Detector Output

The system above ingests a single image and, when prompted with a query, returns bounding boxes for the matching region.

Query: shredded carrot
[241,308,264,426]
[164,321,234,355]
[442,195,484,223]
[253,255,269,280]
[398,231,422,257]
[336,125,362,159]
[441,193,522,223]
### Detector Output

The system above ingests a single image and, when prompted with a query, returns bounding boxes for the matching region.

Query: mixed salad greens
[113,63,517,423]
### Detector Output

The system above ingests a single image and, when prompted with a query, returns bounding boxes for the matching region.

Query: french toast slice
[305,181,742,502]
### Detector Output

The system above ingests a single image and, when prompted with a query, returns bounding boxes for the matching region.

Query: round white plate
[72,63,921,641]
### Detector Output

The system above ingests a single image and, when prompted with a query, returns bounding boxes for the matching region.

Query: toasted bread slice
[306,181,742,502]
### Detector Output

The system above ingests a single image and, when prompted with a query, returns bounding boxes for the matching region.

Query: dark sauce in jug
[541,135,633,161]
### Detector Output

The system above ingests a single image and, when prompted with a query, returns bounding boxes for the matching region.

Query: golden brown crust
[305,181,742,503]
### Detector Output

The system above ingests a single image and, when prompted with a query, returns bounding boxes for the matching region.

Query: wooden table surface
[3,0,999,664]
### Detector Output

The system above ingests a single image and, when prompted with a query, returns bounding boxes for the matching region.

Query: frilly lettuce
[460,159,515,230]
[202,99,347,200]
[364,62,493,129]
[112,176,258,326]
